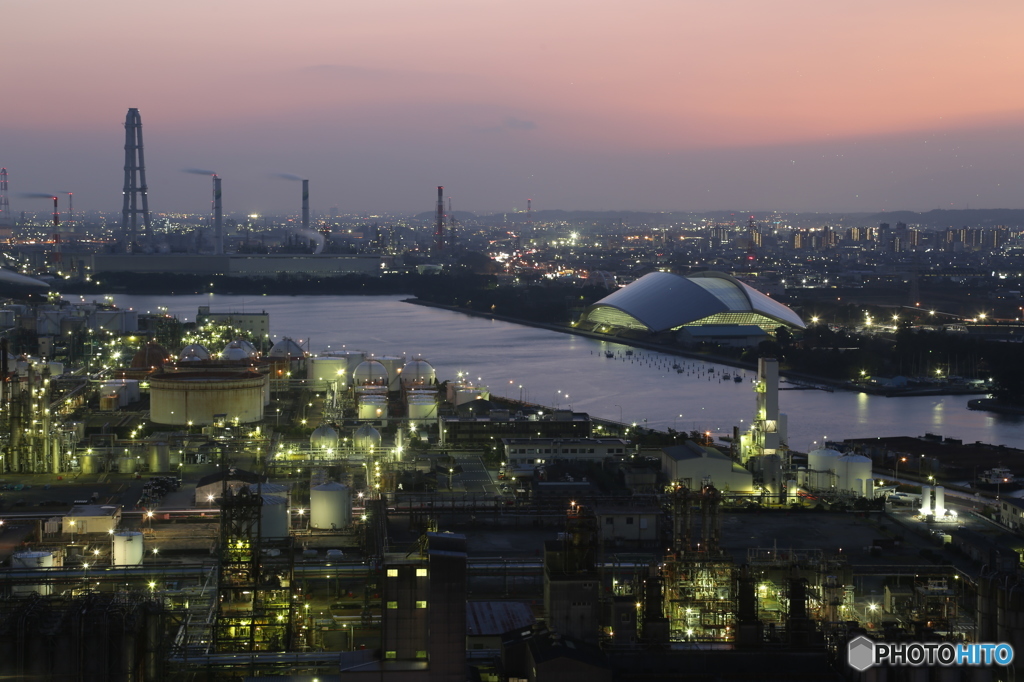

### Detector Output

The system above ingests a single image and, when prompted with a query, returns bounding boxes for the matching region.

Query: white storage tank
[401,358,435,388]
[113,531,145,566]
[352,360,388,387]
[261,495,290,539]
[836,454,872,495]
[306,356,350,390]
[150,371,266,425]
[310,424,340,451]
[408,398,437,422]
[11,551,54,596]
[118,456,137,474]
[353,424,382,452]
[310,482,353,530]
[807,448,843,473]
[358,396,388,420]
[374,355,406,391]
[220,338,258,361]
[179,343,211,362]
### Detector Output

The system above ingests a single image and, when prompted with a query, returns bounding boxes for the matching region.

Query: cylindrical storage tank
[836,454,872,495]
[118,456,137,474]
[920,485,933,516]
[113,531,145,566]
[408,399,437,422]
[148,443,170,472]
[352,360,388,388]
[80,454,101,474]
[260,495,289,539]
[100,392,120,411]
[11,551,54,596]
[169,449,182,467]
[306,357,350,390]
[358,397,388,420]
[310,482,352,530]
[149,371,266,425]
[786,480,798,504]
[400,358,436,389]
[374,355,406,391]
[934,486,945,516]
[865,478,874,499]
[761,454,782,495]
[807,448,842,474]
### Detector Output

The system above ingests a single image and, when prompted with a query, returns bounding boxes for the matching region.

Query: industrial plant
[0,295,1018,681]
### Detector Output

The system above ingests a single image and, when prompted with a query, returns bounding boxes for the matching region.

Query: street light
[894,456,907,483]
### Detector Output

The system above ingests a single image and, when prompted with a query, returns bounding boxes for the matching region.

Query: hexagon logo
[848,636,876,672]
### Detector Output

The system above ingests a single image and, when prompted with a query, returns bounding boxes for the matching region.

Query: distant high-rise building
[0,167,10,226]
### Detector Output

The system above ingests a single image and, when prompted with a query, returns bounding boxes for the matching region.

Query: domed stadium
[580,271,804,335]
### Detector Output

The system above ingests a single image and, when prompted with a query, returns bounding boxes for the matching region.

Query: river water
[76,293,1024,450]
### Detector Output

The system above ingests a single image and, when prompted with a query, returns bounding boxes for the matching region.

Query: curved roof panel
[585,271,728,332]
[583,271,804,332]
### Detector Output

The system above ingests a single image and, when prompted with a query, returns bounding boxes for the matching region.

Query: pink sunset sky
[4,0,1024,216]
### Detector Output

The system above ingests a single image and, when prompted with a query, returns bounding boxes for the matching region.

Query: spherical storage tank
[179,343,211,363]
[150,371,265,425]
[113,531,145,566]
[836,454,873,497]
[353,424,381,452]
[310,424,340,451]
[268,337,306,359]
[352,360,388,387]
[310,482,352,530]
[401,358,435,388]
[221,339,258,361]
[11,551,54,596]
[261,495,289,539]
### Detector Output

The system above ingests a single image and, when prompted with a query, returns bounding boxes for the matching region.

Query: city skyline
[3,0,1024,216]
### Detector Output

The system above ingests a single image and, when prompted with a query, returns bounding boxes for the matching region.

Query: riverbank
[406,298,982,398]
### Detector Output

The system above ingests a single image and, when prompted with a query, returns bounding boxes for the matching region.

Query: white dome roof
[310,424,340,450]
[353,360,388,386]
[584,270,805,332]
[353,424,381,450]
[269,337,306,359]
[179,343,210,362]
[401,358,436,385]
[221,338,258,361]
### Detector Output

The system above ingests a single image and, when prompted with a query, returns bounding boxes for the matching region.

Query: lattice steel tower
[0,168,10,225]
[121,108,151,240]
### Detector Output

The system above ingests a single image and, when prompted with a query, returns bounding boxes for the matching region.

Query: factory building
[440,409,591,446]
[62,504,121,535]
[196,305,269,338]
[660,441,754,493]
[502,437,629,478]
[580,270,805,338]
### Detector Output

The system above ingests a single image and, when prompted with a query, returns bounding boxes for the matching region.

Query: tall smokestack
[302,179,310,231]
[435,186,445,252]
[51,195,59,230]
[213,175,223,255]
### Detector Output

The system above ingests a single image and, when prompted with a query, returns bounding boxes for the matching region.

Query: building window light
[416,601,427,609]
[387,568,398,577]
[387,601,398,609]
[416,568,427,577]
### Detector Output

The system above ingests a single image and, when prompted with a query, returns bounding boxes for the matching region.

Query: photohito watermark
[848,636,1014,672]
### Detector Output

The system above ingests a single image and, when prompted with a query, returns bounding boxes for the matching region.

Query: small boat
[733,376,743,383]
[722,373,731,380]
[974,467,1022,492]
[676,368,683,374]
[605,351,614,358]
[625,349,633,356]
